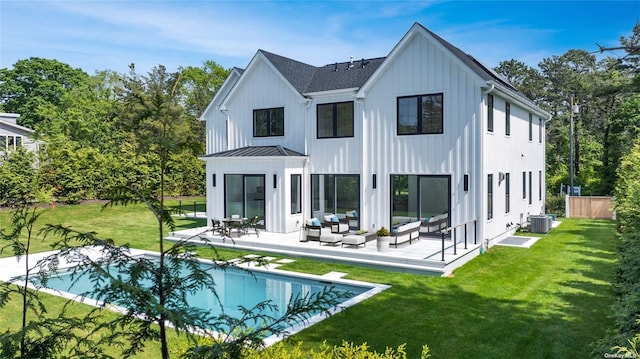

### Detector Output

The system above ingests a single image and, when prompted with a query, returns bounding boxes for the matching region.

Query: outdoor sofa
[390,220,421,248]
[420,213,449,235]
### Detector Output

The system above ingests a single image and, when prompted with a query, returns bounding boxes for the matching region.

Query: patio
[166,225,482,276]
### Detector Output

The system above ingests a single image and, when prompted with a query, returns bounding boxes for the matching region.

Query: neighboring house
[200,22,551,245]
[0,113,40,155]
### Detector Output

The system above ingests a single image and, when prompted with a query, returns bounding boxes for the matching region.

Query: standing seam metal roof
[201,145,306,158]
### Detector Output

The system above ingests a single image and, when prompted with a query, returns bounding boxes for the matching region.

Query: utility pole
[569,95,579,196]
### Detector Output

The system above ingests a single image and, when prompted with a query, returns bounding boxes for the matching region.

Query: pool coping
[0,246,390,347]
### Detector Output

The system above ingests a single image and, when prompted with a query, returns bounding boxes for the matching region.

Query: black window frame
[505,172,510,213]
[505,102,511,136]
[522,171,527,199]
[316,101,354,139]
[397,93,444,135]
[291,174,302,214]
[538,170,542,201]
[487,94,494,132]
[528,113,533,141]
[538,117,543,143]
[488,174,494,220]
[528,171,532,205]
[253,107,284,137]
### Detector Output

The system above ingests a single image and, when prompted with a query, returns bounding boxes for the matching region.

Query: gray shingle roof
[258,50,385,95]
[255,23,521,97]
[202,145,305,158]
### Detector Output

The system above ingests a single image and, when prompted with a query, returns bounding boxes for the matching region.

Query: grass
[0,203,617,358]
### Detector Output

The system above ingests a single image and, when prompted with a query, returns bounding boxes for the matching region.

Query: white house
[200,22,551,246]
[0,113,40,155]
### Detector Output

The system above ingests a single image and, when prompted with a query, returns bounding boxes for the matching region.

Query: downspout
[304,98,312,156]
[354,94,366,229]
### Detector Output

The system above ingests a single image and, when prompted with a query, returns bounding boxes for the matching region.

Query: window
[397,93,443,135]
[253,107,284,137]
[291,174,302,214]
[391,175,450,227]
[225,174,265,224]
[311,174,360,223]
[317,102,354,138]
[505,102,511,136]
[528,113,533,141]
[538,170,542,201]
[505,173,510,213]
[528,171,532,205]
[538,117,543,143]
[488,174,493,220]
[522,171,526,199]
[487,94,494,132]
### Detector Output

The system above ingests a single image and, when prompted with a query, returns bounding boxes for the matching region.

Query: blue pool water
[42,255,371,333]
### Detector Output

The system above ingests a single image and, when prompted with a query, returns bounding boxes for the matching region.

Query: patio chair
[304,218,323,241]
[244,216,260,237]
[346,210,359,229]
[210,218,228,238]
[323,214,349,234]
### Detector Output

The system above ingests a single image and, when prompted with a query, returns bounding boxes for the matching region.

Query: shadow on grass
[293,219,616,358]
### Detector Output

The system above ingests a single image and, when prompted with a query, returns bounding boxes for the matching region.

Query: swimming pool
[31,249,388,344]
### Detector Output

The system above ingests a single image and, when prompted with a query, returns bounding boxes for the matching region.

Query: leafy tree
[0,58,89,128]
[494,59,545,101]
[180,60,230,119]
[0,147,37,206]
[0,206,104,358]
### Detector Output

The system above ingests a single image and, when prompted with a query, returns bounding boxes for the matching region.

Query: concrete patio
[165,226,483,276]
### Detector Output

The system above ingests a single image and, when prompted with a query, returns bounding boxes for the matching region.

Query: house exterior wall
[481,93,546,242]
[356,31,482,236]
[204,156,306,233]
[201,25,549,243]
[223,59,306,154]
[201,70,242,154]
[0,114,40,154]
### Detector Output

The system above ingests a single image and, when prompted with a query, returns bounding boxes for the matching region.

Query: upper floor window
[487,94,494,132]
[317,101,354,138]
[538,117,543,143]
[397,93,443,135]
[253,107,284,137]
[505,102,511,136]
[528,113,533,141]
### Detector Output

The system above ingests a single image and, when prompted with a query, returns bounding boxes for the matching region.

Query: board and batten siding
[306,92,364,174]
[482,93,546,242]
[204,157,306,233]
[222,58,306,154]
[202,70,242,155]
[357,31,483,232]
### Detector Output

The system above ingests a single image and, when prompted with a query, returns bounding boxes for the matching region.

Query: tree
[180,60,230,119]
[0,206,103,358]
[0,58,89,128]
[0,147,37,206]
[494,59,545,101]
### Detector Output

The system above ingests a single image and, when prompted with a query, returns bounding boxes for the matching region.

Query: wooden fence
[565,196,615,219]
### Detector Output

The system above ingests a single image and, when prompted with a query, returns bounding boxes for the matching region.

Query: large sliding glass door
[225,174,265,225]
[391,175,450,226]
[311,174,360,225]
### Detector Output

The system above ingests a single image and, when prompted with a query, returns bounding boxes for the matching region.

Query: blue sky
[1,1,638,75]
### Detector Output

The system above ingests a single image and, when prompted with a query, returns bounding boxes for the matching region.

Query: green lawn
[0,203,616,358]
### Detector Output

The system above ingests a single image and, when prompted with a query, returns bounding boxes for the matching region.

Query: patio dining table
[222,217,249,237]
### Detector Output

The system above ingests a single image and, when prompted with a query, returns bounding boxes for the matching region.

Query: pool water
[42,255,371,332]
